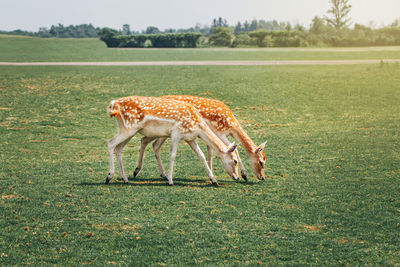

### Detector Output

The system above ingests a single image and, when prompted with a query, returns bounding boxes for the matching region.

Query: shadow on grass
[74,176,260,188]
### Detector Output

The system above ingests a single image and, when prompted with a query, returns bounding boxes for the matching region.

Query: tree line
[2,0,400,48]
[98,19,400,48]
[3,19,400,48]
[0,24,100,38]
[207,1,400,47]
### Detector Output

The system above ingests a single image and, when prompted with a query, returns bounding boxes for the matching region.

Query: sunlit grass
[0,63,399,265]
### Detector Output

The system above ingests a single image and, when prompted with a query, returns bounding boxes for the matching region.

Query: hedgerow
[98,29,202,48]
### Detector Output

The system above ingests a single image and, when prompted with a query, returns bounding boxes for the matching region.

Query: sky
[1,0,399,32]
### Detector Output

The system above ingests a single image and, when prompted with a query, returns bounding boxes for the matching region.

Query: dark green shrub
[116,35,149,47]
[99,32,201,48]
[98,28,119,47]
[182,33,203,47]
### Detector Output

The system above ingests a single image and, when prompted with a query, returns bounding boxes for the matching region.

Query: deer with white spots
[106,96,239,186]
[134,95,267,181]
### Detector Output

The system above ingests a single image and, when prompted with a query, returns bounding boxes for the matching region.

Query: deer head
[252,141,267,180]
[219,143,239,180]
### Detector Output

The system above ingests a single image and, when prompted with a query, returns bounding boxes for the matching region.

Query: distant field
[1,63,399,265]
[1,35,400,62]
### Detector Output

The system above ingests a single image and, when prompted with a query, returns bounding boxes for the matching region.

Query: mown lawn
[0,63,399,265]
[1,35,400,62]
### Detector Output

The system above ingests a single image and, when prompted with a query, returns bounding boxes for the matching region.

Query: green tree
[98,27,119,47]
[249,29,269,47]
[243,20,250,32]
[325,0,352,30]
[234,22,243,35]
[249,19,258,31]
[38,27,51,37]
[232,33,253,47]
[295,24,305,32]
[208,27,233,47]
[392,19,400,27]
[310,16,328,34]
[144,26,160,34]
[212,17,228,28]
[122,24,131,35]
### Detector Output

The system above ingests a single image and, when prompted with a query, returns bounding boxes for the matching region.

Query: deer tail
[107,100,120,117]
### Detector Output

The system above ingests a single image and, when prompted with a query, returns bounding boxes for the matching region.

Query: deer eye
[259,160,263,166]
[234,160,238,164]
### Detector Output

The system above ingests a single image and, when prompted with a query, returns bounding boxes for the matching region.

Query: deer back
[161,95,240,132]
[108,96,204,132]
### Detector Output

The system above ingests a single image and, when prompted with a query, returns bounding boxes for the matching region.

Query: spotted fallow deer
[133,95,267,181]
[106,96,239,186]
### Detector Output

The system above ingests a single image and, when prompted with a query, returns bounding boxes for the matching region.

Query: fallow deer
[106,96,239,186]
[133,95,267,181]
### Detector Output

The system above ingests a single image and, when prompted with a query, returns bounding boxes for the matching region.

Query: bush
[98,28,119,47]
[114,35,148,48]
[208,27,233,47]
[263,35,274,47]
[183,33,203,47]
[148,33,202,48]
[249,29,269,47]
[232,33,254,47]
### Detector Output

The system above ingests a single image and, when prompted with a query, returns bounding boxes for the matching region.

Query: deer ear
[227,143,238,153]
[255,141,267,153]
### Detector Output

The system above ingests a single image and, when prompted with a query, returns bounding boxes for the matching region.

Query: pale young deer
[134,95,267,181]
[106,96,239,186]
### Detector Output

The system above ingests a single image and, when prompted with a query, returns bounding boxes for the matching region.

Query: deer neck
[231,125,257,156]
[198,124,228,156]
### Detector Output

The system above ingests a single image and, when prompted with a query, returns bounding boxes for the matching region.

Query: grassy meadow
[1,35,400,62]
[1,37,400,265]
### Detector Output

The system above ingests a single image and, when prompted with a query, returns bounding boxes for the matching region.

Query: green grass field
[1,35,400,62]
[1,37,400,265]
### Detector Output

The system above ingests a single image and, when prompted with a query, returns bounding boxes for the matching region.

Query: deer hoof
[160,174,168,180]
[212,181,219,187]
[105,173,113,184]
[133,167,140,178]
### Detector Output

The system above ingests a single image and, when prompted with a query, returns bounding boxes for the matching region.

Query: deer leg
[106,130,137,184]
[235,151,246,181]
[220,135,247,181]
[167,135,180,186]
[206,145,213,171]
[153,137,168,180]
[187,140,218,186]
[134,136,156,178]
[115,137,132,183]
